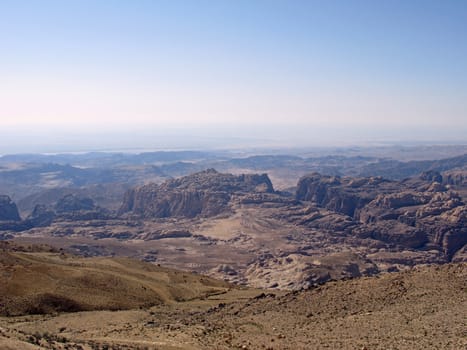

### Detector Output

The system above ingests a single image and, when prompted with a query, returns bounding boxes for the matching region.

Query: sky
[0,0,467,151]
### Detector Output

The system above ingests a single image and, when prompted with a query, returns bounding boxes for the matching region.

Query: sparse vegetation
[0,263,464,349]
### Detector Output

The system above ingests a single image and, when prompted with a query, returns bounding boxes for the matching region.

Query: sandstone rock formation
[0,195,21,221]
[1,167,466,290]
[295,172,467,259]
[0,195,27,232]
[25,204,56,227]
[245,252,378,289]
[0,194,111,232]
[119,169,275,218]
[53,194,110,221]
[55,194,96,213]
[296,173,395,217]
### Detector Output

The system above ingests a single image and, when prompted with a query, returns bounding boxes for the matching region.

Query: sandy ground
[0,263,464,350]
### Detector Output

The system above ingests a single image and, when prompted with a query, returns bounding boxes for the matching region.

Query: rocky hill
[0,242,231,317]
[119,169,274,218]
[16,183,131,215]
[196,263,467,350]
[1,168,466,291]
[0,262,464,349]
[357,153,467,179]
[0,194,111,233]
[296,173,397,217]
[295,171,467,260]
[0,196,21,222]
[0,196,23,234]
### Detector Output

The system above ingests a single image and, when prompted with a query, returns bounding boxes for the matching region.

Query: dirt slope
[196,263,466,349]
[0,251,230,316]
[0,263,464,349]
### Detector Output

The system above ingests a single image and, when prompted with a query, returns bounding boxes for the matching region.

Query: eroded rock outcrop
[296,173,395,217]
[294,172,467,258]
[0,195,21,222]
[53,194,110,221]
[55,194,96,213]
[245,252,379,290]
[25,204,56,227]
[0,195,27,232]
[443,170,467,187]
[119,169,275,218]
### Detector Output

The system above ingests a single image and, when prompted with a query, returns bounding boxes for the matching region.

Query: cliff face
[295,173,395,217]
[55,194,96,213]
[119,169,275,218]
[0,193,111,232]
[295,171,467,258]
[53,194,110,221]
[0,195,21,221]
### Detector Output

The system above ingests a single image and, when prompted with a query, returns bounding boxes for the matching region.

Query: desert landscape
[2,1,467,348]
[1,150,466,287]
[0,241,465,349]
[0,148,466,349]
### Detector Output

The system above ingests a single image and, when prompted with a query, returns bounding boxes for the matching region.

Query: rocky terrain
[0,242,232,317]
[0,252,464,349]
[0,194,111,235]
[0,196,21,222]
[119,169,274,218]
[1,165,465,290]
[0,196,24,235]
[0,148,466,349]
[294,171,467,259]
[2,147,467,208]
[360,153,467,179]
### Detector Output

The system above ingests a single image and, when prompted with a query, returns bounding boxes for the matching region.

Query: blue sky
[0,0,466,149]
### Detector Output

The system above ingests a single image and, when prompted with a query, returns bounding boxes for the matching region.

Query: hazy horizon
[2,123,467,155]
[1,1,466,153]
